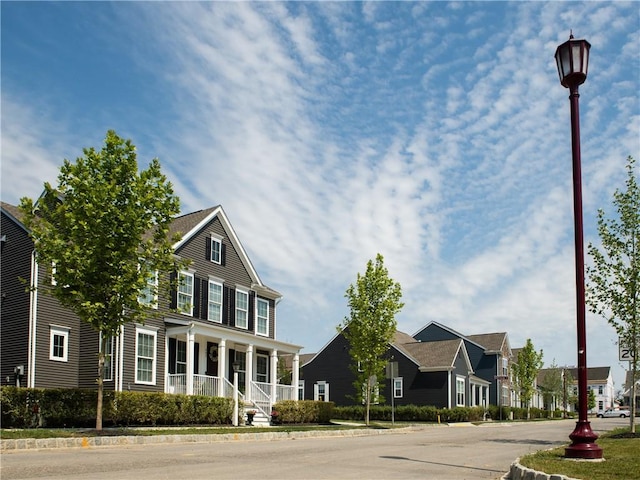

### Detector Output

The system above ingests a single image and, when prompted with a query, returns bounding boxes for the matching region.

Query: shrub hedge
[272,400,334,424]
[0,386,233,428]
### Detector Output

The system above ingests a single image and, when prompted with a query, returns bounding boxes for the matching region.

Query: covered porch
[165,321,301,416]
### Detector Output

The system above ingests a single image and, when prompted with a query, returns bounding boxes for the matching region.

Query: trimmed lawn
[520,428,640,480]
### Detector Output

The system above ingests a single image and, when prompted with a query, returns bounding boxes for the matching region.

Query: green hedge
[332,404,563,423]
[0,387,233,428]
[272,400,334,424]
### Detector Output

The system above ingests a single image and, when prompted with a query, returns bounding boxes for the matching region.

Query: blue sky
[2,2,639,392]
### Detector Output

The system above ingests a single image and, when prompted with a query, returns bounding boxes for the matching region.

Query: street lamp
[555,33,603,460]
[232,360,240,427]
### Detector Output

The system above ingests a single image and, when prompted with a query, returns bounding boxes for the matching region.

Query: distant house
[1,201,302,416]
[300,327,491,409]
[414,322,513,407]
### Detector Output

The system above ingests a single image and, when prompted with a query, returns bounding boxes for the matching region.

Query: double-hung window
[208,280,223,323]
[210,235,222,264]
[178,271,194,315]
[256,298,268,336]
[135,327,157,385]
[235,289,248,329]
[49,325,69,362]
[456,376,465,406]
[393,377,403,398]
[100,333,114,381]
[139,269,158,308]
[175,340,187,375]
[256,354,268,383]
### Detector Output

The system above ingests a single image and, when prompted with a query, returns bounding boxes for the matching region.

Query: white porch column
[218,339,226,397]
[245,344,254,401]
[270,349,278,402]
[186,326,195,395]
[292,354,300,401]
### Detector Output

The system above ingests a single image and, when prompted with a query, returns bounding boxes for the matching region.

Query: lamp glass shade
[232,361,240,372]
[555,37,590,88]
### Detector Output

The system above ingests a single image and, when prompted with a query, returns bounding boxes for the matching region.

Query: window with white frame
[235,289,248,329]
[298,380,305,401]
[256,298,269,335]
[100,333,114,381]
[456,376,466,406]
[256,354,268,383]
[208,280,223,323]
[49,325,69,362]
[176,340,187,375]
[138,269,158,308]
[210,235,222,264]
[135,327,157,384]
[598,385,603,395]
[394,377,403,398]
[178,271,194,315]
[314,381,329,401]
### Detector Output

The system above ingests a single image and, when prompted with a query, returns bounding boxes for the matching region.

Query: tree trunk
[96,335,106,431]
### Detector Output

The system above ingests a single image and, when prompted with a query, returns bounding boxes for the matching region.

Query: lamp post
[554,33,603,460]
[232,360,240,427]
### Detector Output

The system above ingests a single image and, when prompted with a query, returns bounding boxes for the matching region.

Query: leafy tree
[338,253,404,425]
[540,361,563,413]
[19,130,183,430]
[588,388,596,412]
[586,156,639,433]
[511,339,543,414]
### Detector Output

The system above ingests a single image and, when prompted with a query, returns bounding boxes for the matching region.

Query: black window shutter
[193,277,201,317]
[169,271,177,310]
[200,278,208,320]
[205,237,211,262]
[249,291,256,331]
[193,342,200,374]
[222,286,230,325]
[168,338,177,374]
[221,243,226,266]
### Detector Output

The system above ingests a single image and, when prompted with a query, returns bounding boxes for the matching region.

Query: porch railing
[167,374,187,395]
[194,374,220,397]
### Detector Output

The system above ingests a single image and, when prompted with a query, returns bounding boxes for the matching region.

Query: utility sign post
[619,337,635,362]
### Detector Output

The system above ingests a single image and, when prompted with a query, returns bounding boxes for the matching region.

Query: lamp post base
[565,420,603,459]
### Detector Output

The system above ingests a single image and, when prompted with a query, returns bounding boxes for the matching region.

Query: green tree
[586,156,639,433]
[511,339,543,415]
[338,253,404,425]
[588,388,596,412]
[540,361,563,414]
[19,130,183,430]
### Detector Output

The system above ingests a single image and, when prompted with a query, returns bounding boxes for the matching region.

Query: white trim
[135,326,157,385]
[178,271,194,316]
[28,252,38,387]
[456,375,466,406]
[393,377,403,398]
[49,325,70,362]
[207,279,223,323]
[210,234,222,264]
[235,288,249,329]
[255,297,269,336]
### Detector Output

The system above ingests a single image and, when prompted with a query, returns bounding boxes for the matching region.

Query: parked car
[597,408,630,418]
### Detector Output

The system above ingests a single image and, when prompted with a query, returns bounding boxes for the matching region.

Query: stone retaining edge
[502,457,581,480]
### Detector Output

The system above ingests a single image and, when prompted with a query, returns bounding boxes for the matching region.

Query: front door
[206,342,218,376]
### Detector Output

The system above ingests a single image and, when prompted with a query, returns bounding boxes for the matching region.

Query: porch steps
[245,410,270,427]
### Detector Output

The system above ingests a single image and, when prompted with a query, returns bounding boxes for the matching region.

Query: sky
[2,1,639,393]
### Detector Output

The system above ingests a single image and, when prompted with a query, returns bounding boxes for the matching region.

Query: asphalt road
[0,418,627,480]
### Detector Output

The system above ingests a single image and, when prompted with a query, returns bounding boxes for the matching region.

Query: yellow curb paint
[81,437,89,448]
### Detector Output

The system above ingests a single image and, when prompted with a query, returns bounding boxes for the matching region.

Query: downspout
[27,251,38,388]
[117,325,125,392]
[447,371,452,408]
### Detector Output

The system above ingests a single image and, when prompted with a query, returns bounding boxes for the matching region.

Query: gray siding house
[1,201,302,416]
[300,328,490,409]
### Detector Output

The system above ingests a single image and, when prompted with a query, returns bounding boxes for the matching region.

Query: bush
[0,386,234,428]
[272,400,334,424]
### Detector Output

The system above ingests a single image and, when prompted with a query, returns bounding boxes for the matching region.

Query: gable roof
[1,201,29,233]
[170,205,280,298]
[466,332,510,355]
[403,339,471,372]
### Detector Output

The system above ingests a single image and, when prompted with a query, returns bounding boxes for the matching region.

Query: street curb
[1,426,425,452]
[503,458,581,480]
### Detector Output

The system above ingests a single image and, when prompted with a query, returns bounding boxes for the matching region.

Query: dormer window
[210,234,222,264]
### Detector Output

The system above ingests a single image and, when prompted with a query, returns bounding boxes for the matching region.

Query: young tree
[338,253,404,425]
[511,339,543,415]
[588,388,597,412]
[540,361,563,414]
[586,156,639,433]
[19,130,183,430]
